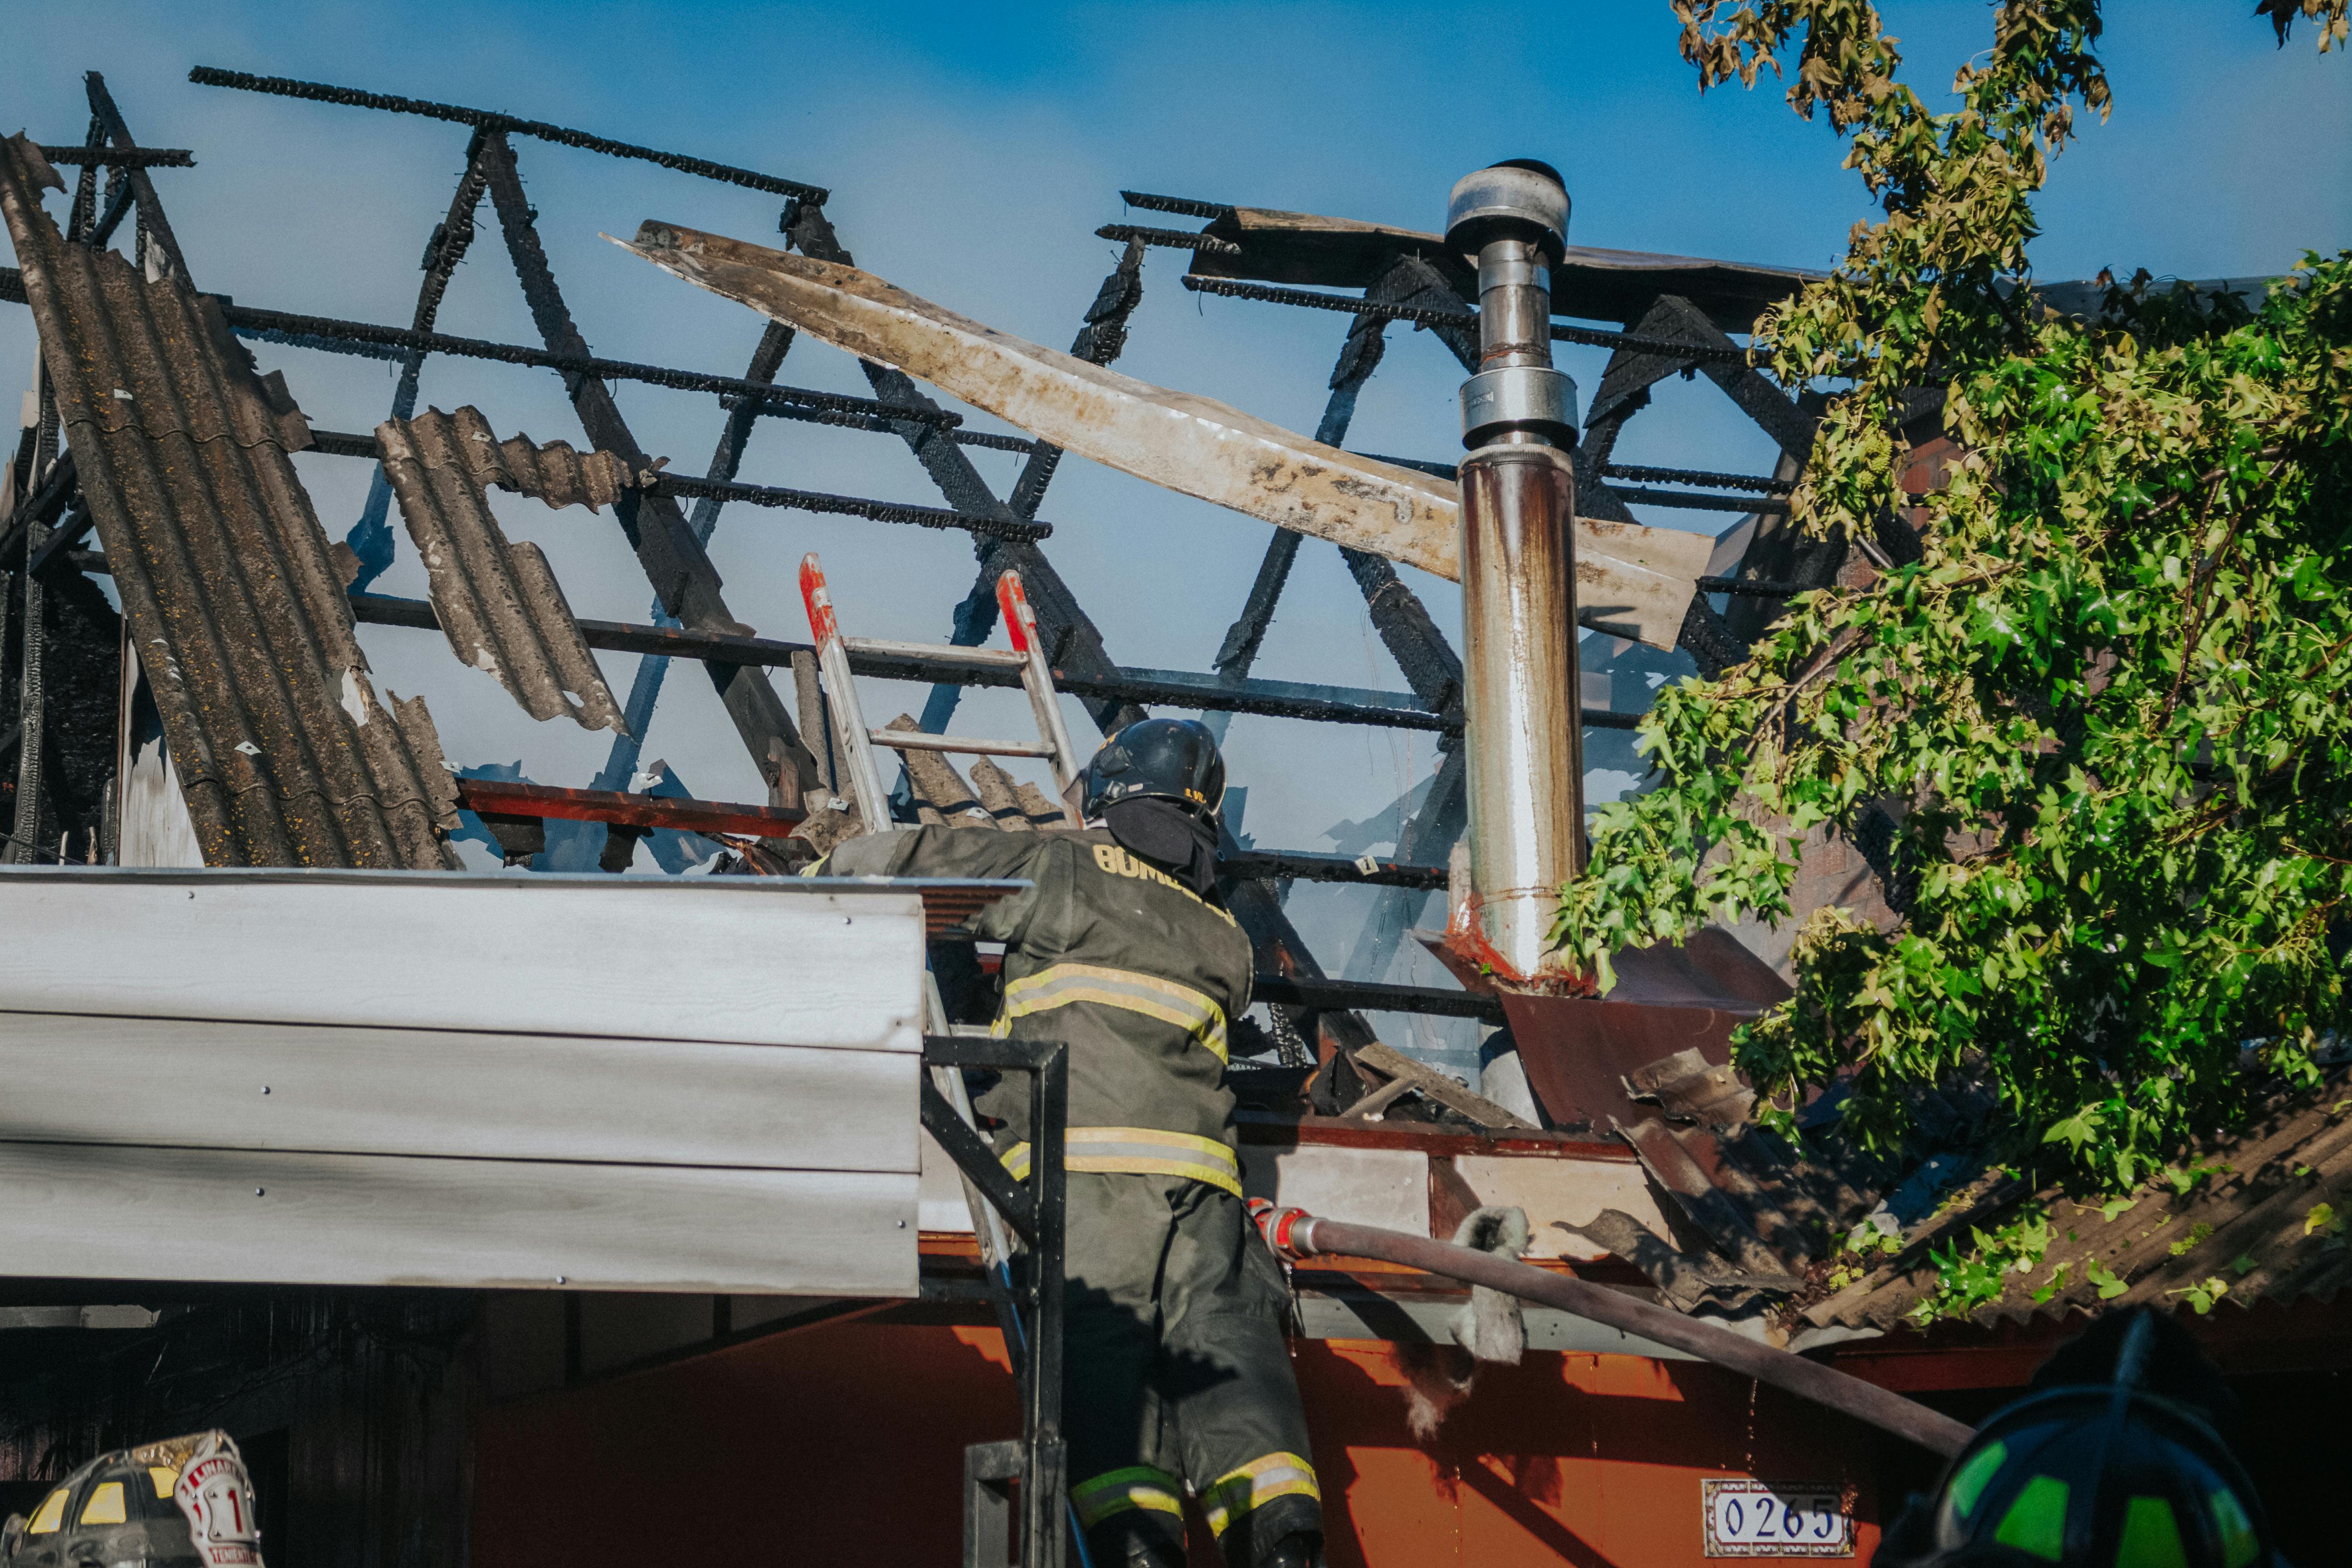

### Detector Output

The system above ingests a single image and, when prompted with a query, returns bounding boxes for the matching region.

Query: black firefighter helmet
[1080,718,1225,822]
[1874,1313,2280,1568]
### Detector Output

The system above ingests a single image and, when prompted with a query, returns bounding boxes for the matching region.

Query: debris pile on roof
[885,715,1062,831]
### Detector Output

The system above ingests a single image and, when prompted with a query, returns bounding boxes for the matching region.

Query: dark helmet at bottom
[1876,1315,2279,1568]
[1080,718,1225,821]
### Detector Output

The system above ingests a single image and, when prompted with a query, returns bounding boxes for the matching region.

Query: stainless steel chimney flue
[1447,160,1584,982]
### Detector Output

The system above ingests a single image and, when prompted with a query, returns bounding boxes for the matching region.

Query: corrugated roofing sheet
[376,406,628,733]
[1806,1076,2352,1330]
[0,135,458,868]
[1575,1034,2352,1334]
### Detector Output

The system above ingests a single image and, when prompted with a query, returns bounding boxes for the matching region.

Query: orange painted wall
[474,1319,1882,1567]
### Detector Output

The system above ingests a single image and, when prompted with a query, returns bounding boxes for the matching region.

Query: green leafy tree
[1555,0,2352,1189]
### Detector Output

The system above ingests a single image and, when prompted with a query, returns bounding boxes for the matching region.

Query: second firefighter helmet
[1080,718,1225,821]
[1875,1321,2278,1567]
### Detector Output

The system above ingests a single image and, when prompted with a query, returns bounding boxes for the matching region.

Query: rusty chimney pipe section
[1447,160,1583,983]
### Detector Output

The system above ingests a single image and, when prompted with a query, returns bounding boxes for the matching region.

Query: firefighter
[819,718,1323,1568]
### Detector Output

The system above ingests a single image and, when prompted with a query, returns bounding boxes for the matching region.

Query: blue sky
[2,2,2346,1002]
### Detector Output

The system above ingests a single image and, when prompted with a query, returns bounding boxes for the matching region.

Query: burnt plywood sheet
[617,221,1712,651]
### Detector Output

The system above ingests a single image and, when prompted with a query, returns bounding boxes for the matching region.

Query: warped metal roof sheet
[376,406,628,733]
[1181,203,1826,330]
[0,134,458,868]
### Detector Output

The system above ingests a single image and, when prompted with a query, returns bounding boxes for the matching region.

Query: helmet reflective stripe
[994,961,1229,1063]
[1946,1440,2008,1521]
[2210,1488,2260,1568]
[1200,1452,1320,1537]
[2117,1497,2191,1568]
[1881,1323,2276,1568]
[1994,1475,2071,1562]
[999,1128,1242,1198]
[26,1489,66,1535]
[1070,1466,1184,1531]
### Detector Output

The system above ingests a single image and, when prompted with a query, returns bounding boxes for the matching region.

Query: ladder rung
[844,636,1027,671]
[870,728,1059,760]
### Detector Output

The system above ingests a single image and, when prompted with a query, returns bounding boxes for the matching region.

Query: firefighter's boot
[1258,1529,1324,1568]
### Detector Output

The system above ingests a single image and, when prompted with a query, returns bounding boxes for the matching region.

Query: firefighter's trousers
[1061,1171,1322,1567]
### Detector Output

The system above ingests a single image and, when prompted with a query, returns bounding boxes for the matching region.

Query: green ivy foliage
[1555,2,2352,1191]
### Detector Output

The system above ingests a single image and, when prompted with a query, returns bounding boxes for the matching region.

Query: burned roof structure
[0,62,1941,1224]
[5,58,2350,1568]
[0,65,1855,1062]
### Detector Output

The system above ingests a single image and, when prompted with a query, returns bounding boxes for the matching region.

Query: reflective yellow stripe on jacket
[1000,1127,1242,1199]
[1201,1452,1321,1538]
[991,962,1229,1064]
[1070,1465,1185,1532]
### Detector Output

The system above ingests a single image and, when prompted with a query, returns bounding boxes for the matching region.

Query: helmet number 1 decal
[1702,1478,1853,1557]
[174,1434,265,1568]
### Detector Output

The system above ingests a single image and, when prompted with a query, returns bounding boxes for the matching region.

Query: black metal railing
[919,1033,1069,1568]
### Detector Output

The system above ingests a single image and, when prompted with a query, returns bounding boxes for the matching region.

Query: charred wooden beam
[188,66,827,201]
[478,131,821,805]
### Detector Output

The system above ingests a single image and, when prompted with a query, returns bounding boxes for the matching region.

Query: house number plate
[1702,1479,1854,1557]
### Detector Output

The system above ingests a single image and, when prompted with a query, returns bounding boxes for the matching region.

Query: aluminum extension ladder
[797,551,1086,832]
[797,549,1078,1268]
[801,552,1093,1568]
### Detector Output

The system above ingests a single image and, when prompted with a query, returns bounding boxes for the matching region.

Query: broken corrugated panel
[969,756,1062,830]
[1616,1117,1805,1284]
[1808,1075,2352,1329]
[1625,1046,1755,1124]
[884,713,991,828]
[0,134,457,869]
[403,401,633,511]
[876,719,1061,832]
[376,406,627,733]
[1566,1065,1966,1316]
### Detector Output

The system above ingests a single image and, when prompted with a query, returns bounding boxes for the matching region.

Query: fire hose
[1251,1202,1973,1460]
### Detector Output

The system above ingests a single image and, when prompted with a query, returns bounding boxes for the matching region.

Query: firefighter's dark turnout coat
[824,825,1321,1563]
